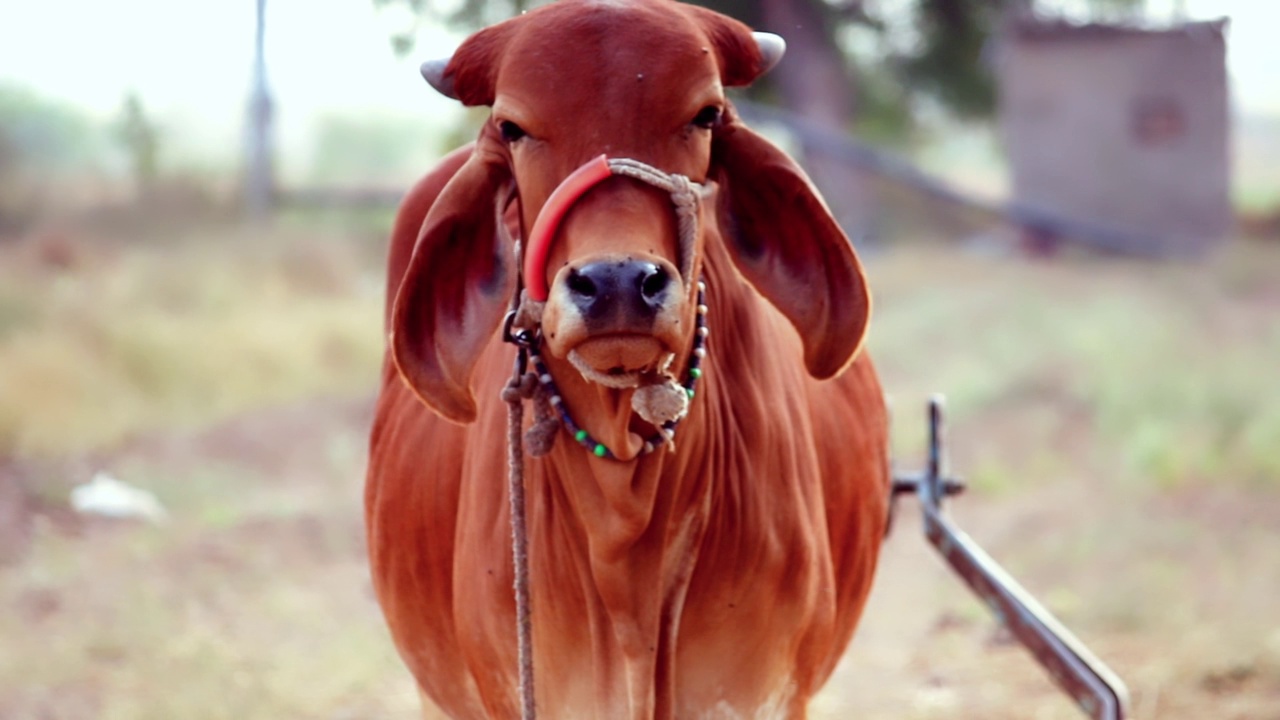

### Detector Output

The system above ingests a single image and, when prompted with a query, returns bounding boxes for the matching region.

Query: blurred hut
[995,18,1231,256]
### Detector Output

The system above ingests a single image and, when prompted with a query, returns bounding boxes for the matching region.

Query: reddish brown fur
[366,1,888,717]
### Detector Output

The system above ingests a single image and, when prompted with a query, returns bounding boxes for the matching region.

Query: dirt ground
[2,233,1278,718]
[2,391,1277,719]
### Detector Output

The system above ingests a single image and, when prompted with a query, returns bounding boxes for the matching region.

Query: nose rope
[505,154,711,458]
[510,156,704,396]
[520,154,706,305]
[606,158,702,286]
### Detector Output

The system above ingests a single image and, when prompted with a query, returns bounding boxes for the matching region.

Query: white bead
[550,395,562,405]
[694,348,706,358]
[540,374,552,384]
[697,304,708,315]
[697,326,709,337]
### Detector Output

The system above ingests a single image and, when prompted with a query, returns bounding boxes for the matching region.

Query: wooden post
[245,0,275,220]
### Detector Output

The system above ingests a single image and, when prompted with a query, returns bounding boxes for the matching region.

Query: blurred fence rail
[733,100,1174,258]
[271,99,1185,258]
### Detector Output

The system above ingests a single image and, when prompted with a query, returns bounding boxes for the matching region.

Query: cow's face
[499,12,718,375]
[392,0,869,428]
[536,170,690,379]
[446,1,770,379]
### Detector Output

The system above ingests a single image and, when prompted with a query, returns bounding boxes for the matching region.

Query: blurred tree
[0,85,99,172]
[0,84,101,232]
[901,0,1009,120]
[308,113,444,186]
[371,0,1144,241]
[112,92,160,200]
[245,0,275,220]
[373,0,1146,135]
[245,0,276,220]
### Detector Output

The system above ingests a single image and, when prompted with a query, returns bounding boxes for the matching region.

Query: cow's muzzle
[548,252,684,380]
[519,156,705,381]
[521,155,703,303]
[566,259,674,331]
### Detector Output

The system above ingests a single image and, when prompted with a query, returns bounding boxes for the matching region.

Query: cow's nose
[566,260,671,324]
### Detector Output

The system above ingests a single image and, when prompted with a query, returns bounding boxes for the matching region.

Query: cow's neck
[532,424,711,718]
[557,376,650,461]
[524,249,770,717]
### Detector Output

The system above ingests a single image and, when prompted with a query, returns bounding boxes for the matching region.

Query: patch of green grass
[871,241,1280,491]
[0,286,38,342]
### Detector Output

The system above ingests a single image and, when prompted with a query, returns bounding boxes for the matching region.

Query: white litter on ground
[69,471,168,524]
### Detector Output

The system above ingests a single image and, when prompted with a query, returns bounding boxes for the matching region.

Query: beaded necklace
[527,279,707,459]
[508,153,709,460]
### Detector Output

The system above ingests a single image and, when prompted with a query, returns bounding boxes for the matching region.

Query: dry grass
[1,225,1278,718]
[0,224,386,458]
[0,399,421,720]
[871,240,1280,493]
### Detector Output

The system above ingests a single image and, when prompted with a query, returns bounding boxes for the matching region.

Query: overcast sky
[0,0,465,167]
[0,0,1275,165]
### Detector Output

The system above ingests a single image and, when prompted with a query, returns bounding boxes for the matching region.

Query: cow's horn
[420,58,458,99]
[752,32,786,73]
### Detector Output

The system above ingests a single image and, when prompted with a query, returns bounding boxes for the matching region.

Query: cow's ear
[682,5,776,87]
[422,15,520,106]
[391,130,517,423]
[710,105,871,379]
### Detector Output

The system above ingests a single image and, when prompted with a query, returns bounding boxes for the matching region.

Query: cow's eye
[498,119,527,143]
[692,105,722,130]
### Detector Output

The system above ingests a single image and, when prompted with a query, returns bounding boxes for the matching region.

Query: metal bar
[921,503,1129,719]
[894,396,1130,720]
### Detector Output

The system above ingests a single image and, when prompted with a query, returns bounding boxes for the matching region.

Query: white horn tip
[420,58,457,99]
[752,32,786,73]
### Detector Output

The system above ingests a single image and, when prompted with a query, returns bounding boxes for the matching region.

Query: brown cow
[365,0,889,717]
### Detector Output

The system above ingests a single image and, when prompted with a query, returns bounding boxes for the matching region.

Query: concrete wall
[997,22,1231,254]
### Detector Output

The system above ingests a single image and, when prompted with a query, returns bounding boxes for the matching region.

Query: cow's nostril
[565,260,671,324]
[567,269,597,298]
[639,266,669,300]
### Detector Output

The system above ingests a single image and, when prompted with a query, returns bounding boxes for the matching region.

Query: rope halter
[521,155,705,303]
[505,154,711,459]
[500,154,712,720]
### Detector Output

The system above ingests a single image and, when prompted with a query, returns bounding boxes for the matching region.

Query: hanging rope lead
[502,346,537,720]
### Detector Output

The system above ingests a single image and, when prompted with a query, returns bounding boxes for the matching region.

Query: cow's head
[391,0,870,450]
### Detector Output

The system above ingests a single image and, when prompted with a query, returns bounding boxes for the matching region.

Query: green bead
[575,430,588,442]
[689,368,702,379]
[593,444,607,457]
[686,388,695,399]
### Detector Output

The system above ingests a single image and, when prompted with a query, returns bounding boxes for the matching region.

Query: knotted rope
[608,158,702,286]
[502,351,538,720]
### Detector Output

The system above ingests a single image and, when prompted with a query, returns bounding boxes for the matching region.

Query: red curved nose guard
[522,154,614,302]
